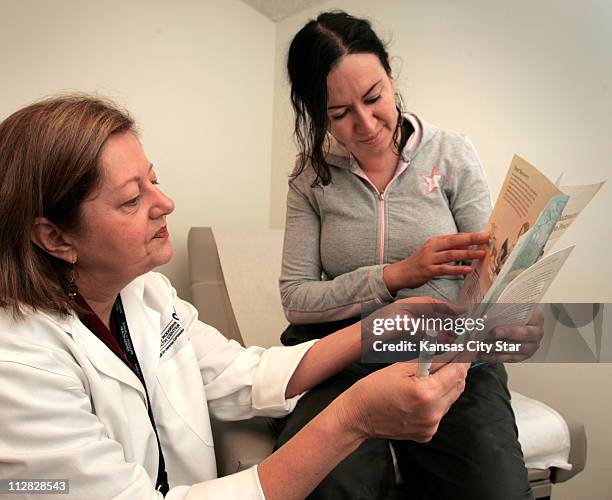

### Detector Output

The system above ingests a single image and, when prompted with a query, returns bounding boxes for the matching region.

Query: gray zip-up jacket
[280,114,492,324]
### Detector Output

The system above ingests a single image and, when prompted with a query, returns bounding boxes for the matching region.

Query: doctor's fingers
[479,339,541,363]
[427,350,473,374]
[480,324,543,362]
[488,323,544,345]
[425,362,469,408]
[392,363,469,441]
[478,352,537,363]
[527,308,545,327]
[389,361,467,415]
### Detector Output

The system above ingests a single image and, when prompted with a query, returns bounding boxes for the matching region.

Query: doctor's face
[326,53,399,162]
[70,131,175,286]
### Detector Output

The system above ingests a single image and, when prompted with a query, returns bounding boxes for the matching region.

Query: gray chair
[188,226,586,498]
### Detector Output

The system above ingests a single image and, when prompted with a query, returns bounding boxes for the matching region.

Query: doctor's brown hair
[0,94,134,319]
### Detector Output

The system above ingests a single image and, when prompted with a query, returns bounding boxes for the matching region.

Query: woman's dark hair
[287,10,403,185]
[0,94,135,319]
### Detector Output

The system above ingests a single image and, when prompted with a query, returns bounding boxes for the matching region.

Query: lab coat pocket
[156,343,214,446]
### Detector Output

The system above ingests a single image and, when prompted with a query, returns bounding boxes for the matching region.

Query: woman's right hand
[383,232,490,293]
[334,361,469,443]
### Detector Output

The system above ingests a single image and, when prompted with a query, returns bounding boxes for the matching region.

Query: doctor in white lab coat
[1,271,318,498]
[0,94,483,499]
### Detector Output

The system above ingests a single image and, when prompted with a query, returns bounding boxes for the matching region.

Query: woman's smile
[359,128,384,146]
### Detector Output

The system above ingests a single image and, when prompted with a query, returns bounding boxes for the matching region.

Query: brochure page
[460,155,567,305]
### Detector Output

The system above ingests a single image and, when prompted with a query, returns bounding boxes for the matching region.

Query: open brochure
[361,155,604,365]
[458,155,605,334]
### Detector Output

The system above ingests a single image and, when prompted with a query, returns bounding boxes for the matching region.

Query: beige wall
[270,0,612,302]
[0,0,275,300]
[270,1,612,498]
[2,0,611,496]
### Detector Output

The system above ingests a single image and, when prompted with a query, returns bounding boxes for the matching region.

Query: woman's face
[69,131,175,288]
[326,53,399,161]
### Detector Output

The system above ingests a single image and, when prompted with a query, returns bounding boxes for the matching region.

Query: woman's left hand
[478,309,545,363]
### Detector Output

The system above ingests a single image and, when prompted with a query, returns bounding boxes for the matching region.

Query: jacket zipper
[378,191,385,264]
[354,158,411,266]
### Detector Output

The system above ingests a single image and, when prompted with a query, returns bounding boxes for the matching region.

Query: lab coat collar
[42,277,161,400]
[71,315,146,399]
[119,281,162,387]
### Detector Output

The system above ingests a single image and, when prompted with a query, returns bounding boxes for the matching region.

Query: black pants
[275,320,533,500]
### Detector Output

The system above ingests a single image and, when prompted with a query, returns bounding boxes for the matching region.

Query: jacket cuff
[251,340,318,416]
[185,466,264,499]
[369,264,395,303]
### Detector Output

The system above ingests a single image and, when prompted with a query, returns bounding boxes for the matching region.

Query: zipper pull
[378,191,385,201]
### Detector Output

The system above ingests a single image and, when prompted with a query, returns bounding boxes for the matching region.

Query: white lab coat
[0,272,315,499]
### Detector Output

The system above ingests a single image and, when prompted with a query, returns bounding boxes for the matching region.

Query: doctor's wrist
[328,386,371,444]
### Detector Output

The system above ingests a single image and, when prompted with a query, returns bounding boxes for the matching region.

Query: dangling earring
[67,257,78,299]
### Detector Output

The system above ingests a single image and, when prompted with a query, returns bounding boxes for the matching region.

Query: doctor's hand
[478,308,545,363]
[383,232,489,294]
[334,360,469,443]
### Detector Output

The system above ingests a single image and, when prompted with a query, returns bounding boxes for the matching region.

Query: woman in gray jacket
[277,10,537,500]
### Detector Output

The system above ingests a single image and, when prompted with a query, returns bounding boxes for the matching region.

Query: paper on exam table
[511,391,572,471]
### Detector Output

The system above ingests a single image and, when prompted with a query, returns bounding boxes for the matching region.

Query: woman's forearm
[284,321,361,398]
[257,396,363,500]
